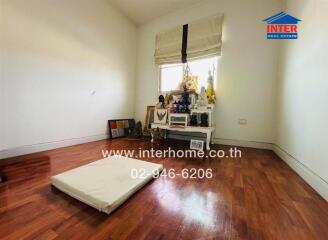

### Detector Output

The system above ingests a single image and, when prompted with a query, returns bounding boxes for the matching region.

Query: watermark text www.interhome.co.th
[102,147,242,159]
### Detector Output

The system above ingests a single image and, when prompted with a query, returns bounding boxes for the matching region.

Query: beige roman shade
[154,26,183,65]
[154,14,223,65]
[187,14,223,61]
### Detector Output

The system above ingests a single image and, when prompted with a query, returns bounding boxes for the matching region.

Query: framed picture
[144,106,155,133]
[154,109,168,124]
[190,139,204,151]
[108,119,135,139]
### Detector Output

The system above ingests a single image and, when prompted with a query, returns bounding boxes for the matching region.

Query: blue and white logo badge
[263,12,301,39]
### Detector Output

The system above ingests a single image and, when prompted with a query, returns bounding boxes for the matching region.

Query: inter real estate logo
[263,12,301,39]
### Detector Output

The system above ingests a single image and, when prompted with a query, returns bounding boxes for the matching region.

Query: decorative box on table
[168,113,189,127]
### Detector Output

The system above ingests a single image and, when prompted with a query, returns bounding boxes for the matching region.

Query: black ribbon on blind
[181,24,189,63]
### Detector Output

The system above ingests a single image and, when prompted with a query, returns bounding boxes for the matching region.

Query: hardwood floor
[0,138,327,240]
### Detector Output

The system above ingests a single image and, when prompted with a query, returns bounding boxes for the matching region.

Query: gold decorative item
[179,64,198,91]
[144,106,155,133]
[206,70,216,104]
[164,94,169,108]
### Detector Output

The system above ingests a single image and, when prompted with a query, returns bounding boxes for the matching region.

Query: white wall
[276,0,328,186]
[135,0,282,144]
[0,0,136,156]
[0,51,3,151]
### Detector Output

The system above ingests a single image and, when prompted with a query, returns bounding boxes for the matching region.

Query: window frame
[158,63,185,94]
[158,57,219,94]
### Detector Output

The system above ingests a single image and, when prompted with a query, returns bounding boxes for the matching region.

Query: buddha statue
[195,86,208,109]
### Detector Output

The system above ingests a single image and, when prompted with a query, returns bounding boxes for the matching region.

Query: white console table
[151,124,215,150]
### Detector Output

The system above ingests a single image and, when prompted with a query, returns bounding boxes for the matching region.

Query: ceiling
[110,0,203,25]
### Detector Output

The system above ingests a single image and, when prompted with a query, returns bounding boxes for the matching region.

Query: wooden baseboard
[213,138,273,150]
[0,134,109,160]
[272,144,328,201]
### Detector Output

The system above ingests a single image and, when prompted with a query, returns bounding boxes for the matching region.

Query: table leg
[164,130,167,139]
[151,132,154,143]
[206,132,211,150]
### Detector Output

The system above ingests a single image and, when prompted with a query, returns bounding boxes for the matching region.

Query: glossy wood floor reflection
[0,139,328,240]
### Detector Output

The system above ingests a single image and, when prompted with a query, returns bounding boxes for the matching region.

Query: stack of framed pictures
[108,119,135,139]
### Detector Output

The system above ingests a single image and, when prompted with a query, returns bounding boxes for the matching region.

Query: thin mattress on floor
[51,156,163,214]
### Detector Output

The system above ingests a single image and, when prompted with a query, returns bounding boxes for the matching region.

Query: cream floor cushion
[51,156,163,214]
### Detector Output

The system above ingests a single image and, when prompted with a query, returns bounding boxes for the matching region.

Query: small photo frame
[190,139,204,151]
[154,109,168,124]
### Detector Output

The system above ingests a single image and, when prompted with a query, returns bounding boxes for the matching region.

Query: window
[159,56,218,93]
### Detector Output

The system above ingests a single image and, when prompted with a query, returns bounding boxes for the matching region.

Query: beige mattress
[51,156,163,214]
